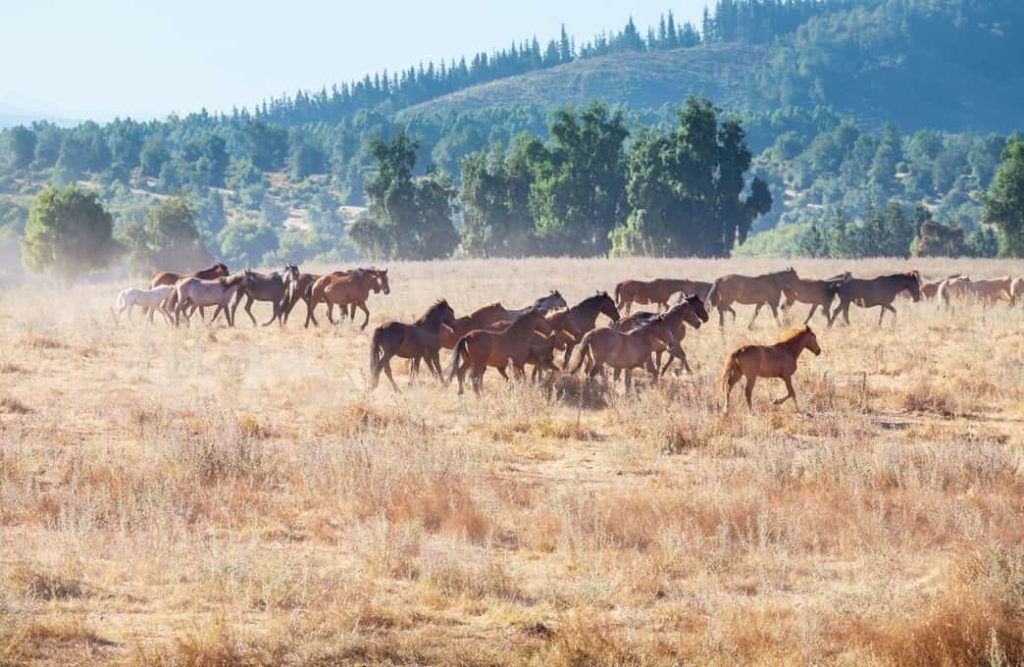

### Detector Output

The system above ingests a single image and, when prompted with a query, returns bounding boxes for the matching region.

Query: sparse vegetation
[1,256,1023,664]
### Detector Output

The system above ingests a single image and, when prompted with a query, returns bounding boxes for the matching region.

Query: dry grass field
[2,257,1024,666]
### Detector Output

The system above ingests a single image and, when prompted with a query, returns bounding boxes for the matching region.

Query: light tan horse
[446,308,549,395]
[173,272,249,327]
[149,262,230,321]
[305,268,390,329]
[614,278,710,315]
[567,315,678,390]
[721,325,821,413]
[706,268,800,328]
[939,276,1014,306]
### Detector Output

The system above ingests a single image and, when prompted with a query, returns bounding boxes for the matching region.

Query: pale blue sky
[1,0,707,122]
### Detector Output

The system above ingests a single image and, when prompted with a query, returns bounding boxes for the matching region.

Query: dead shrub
[549,374,609,410]
[10,566,90,600]
[385,477,489,543]
[0,396,31,414]
[17,334,65,350]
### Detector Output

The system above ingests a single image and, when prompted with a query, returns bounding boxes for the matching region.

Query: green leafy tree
[983,135,1024,256]
[139,137,169,179]
[21,186,120,283]
[6,126,37,169]
[217,215,279,267]
[145,198,211,269]
[610,96,772,257]
[32,123,62,168]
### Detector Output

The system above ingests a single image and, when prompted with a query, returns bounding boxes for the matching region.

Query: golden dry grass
[1,256,1024,666]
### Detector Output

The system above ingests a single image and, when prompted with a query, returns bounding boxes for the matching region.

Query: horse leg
[748,304,763,329]
[243,296,258,327]
[261,301,280,327]
[768,302,781,326]
[624,369,633,392]
[773,376,799,410]
[744,374,757,411]
[497,365,511,382]
[358,303,370,331]
[804,304,817,325]
[717,305,726,328]
[471,363,485,395]
[382,356,400,393]
[878,306,886,327]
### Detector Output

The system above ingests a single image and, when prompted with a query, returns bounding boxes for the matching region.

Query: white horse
[111,285,176,324]
[174,273,248,327]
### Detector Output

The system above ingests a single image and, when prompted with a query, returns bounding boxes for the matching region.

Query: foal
[721,325,821,413]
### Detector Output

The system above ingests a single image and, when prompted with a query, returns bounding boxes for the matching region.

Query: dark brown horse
[283,271,324,324]
[722,325,821,413]
[613,295,709,374]
[568,316,678,390]
[306,268,390,329]
[440,302,510,349]
[545,292,621,367]
[706,268,800,328]
[828,272,921,327]
[228,265,298,327]
[446,308,549,395]
[780,272,850,324]
[369,300,456,391]
[614,278,708,315]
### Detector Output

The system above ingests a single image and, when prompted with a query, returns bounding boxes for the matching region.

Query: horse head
[803,327,822,356]
[373,268,390,295]
[905,272,922,302]
[684,293,710,323]
[596,291,621,322]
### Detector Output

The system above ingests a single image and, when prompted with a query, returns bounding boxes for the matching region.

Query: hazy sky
[1,0,708,122]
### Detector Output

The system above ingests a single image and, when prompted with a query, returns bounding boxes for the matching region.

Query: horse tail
[706,281,721,308]
[614,283,623,307]
[721,350,742,394]
[446,336,469,385]
[116,290,127,311]
[369,327,384,376]
[567,331,594,375]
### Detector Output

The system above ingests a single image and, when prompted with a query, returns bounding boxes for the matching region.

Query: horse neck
[509,313,541,336]
[778,334,809,358]
[573,298,603,326]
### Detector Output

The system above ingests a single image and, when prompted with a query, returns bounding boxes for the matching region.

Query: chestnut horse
[440,302,511,349]
[828,272,921,327]
[568,315,678,390]
[369,300,456,391]
[545,292,622,367]
[780,272,850,324]
[614,278,709,315]
[706,268,800,328]
[613,295,708,374]
[446,308,549,395]
[722,325,821,413]
[939,276,1014,307]
[305,268,390,329]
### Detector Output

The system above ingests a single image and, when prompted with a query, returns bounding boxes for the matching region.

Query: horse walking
[568,315,678,391]
[614,278,709,315]
[230,265,299,327]
[174,273,248,327]
[369,300,456,391]
[780,273,850,324]
[722,325,821,413]
[612,295,708,374]
[545,292,621,367]
[446,309,549,395]
[306,268,390,329]
[706,268,800,328]
[151,262,230,322]
[939,276,1014,307]
[111,285,176,324]
[829,272,921,326]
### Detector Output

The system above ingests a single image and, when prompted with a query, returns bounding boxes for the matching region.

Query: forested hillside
[1,0,1023,278]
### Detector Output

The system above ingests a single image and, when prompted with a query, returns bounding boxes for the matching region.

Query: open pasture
[2,257,1024,665]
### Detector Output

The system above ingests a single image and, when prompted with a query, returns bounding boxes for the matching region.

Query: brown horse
[439,302,511,349]
[828,272,921,327]
[568,316,678,390]
[482,318,576,382]
[780,272,850,324]
[446,308,550,395]
[613,295,709,374]
[614,278,709,315]
[721,325,821,413]
[706,268,800,328]
[369,300,456,391]
[545,292,622,367]
[306,268,390,329]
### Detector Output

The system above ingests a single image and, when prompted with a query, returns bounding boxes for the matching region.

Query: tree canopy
[21,186,120,283]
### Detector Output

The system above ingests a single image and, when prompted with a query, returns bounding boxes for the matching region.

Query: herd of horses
[110,263,1021,412]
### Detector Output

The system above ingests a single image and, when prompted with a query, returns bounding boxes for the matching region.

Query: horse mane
[776,325,811,345]
[415,299,450,325]
[470,301,503,317]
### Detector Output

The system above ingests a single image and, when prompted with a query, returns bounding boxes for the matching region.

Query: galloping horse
[706,268,800,328]
[545,292,621,367]
[230,265,299,327]
[613,295,708,374]
[829,272,921,326]
[568,316,678,390]
[111,285,176,324]
[722,325,821,413]
[780,272,850,324]
[369,300,456,391]
[446,308,549,395]
[306,268,390,329]
[614,278,709,315]
[174,273,248,327]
